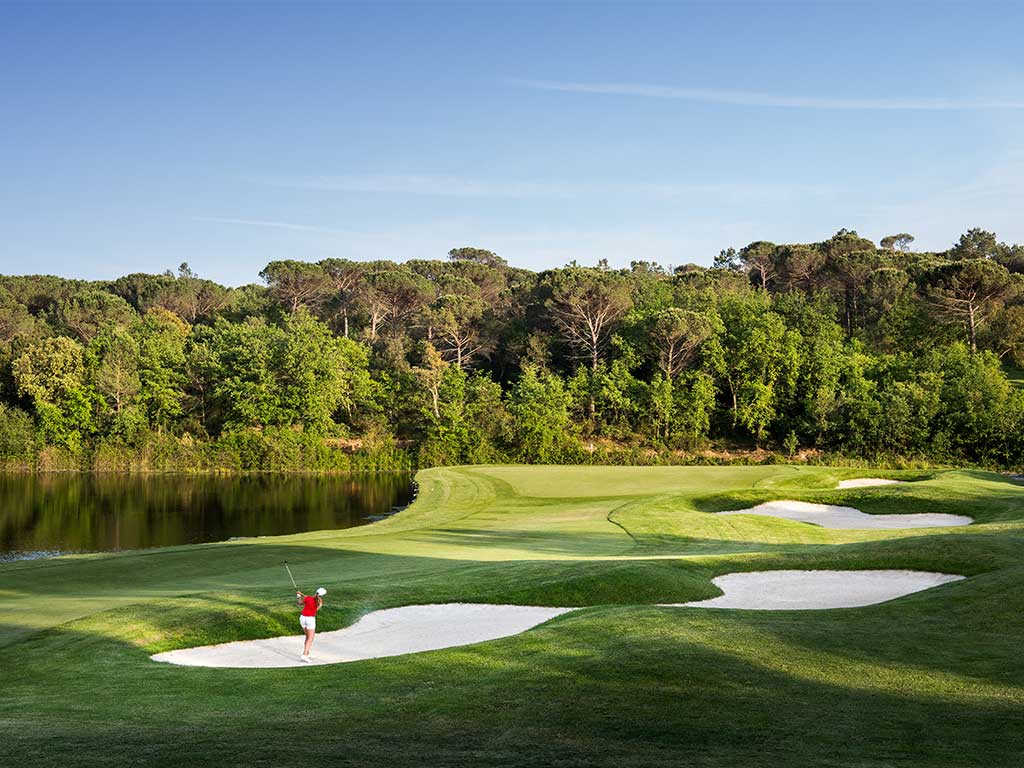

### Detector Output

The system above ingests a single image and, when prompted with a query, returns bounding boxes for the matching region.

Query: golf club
[284,561,298,592]
[286,561,331,608]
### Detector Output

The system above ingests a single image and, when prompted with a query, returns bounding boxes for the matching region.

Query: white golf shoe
[300,654,311,663]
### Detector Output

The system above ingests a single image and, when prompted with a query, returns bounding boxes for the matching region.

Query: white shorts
[299,615,316,631]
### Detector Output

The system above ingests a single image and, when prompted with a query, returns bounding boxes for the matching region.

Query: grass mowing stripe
[1,464,1022,767]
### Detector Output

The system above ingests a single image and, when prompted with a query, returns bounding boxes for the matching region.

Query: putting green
[1,465,1023,767]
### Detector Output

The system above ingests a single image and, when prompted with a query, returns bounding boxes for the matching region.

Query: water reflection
[0,473,413,561]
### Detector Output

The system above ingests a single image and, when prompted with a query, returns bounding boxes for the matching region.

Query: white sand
[151,603,574,668]
[837,478,905,488]
[663,570,965,610]
[716,500,971,529]
[150,571,967,667]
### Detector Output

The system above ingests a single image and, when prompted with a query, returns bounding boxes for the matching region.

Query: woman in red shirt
[295,587,326,662]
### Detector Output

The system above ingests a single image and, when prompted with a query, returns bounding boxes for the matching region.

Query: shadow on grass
[700,564,1024,690]
[2,604,1023,768]
[407,526,635,556]
[0,543,481,649]
[5,529,1014,657]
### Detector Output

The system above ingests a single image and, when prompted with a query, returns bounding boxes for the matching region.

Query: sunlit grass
[1,465,1023,766]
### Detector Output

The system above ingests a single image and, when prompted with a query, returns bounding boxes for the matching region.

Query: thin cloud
[513,78,1024,111]
[264,174,831,200]
[191,216,348,233]
[191,215,414,243]
[190,212,757,272]
[272,175,580,199]
[868,152,1024,248]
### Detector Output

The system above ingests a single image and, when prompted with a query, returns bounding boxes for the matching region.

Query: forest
[1,227,1023,472]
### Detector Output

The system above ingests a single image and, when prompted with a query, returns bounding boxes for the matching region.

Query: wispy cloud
[262,174,831,201]
[513,79,1024,111]
[191,216,350,234]
[269,175,580,199]
[868,151,1024,248]
[191,215,442,246]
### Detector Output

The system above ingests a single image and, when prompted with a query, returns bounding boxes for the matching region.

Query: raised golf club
[284,561,298,592]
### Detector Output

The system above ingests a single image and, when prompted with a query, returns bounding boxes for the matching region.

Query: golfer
[296,587,327,662]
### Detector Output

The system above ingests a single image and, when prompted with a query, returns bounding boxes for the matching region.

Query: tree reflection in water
[0,473,413,560]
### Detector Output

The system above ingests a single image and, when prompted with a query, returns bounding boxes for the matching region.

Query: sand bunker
[151,603,574,668]
[716,500,971,529]
[837,478,905,489]
[151,570,965,668]
[664,570,964,610]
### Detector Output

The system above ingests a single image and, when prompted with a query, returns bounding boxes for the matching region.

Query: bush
[0,404,36,459]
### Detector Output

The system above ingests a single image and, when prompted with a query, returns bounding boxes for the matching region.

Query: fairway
[2,465,1023,767]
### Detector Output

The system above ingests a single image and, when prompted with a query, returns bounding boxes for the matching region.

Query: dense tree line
[1,229,1023,471]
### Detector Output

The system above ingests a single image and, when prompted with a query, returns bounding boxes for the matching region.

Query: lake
[0,472,414,562]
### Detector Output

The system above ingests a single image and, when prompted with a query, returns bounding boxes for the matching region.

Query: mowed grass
[1,465,1023,767]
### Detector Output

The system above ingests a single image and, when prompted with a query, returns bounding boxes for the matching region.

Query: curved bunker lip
[837,478,906,489]
[661,570,965,610]
[151,604,575,668]
[716,500,972,529]
[150,571,965,668]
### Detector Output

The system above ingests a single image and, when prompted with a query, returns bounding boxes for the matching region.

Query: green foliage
[259,260,330,314]
[948,227,1002,261]
[416,366,508,466]
[2,228,1024,471]
[717,292,800,442]
[918,259,1017,350]
[985,304,1024,366]
[195,317,284,430]
[0,404,35,459]
[0,287,39,343]
[649,307,714,378]
[93,327,141,415]
[11,336,99,451]
[364,269,435,338]
[507,366,574,462]
[137,308,189,430]
[448,246,508,269]
[674,370,716,448]
[210,428,352,471]
[544,267,633,371]
[57,289,135,343]
[880,232,914,251]
[278,310,362,434]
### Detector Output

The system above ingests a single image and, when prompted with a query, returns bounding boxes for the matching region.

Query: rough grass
[1,465,1023,767]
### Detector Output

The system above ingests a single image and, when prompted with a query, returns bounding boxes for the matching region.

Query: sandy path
[151,603,574,668]
[837,478,905,488]
[716,500,971,529]
[664,570,964,610]
[151,570,965,668]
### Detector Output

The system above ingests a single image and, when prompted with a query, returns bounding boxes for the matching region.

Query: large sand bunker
[716,500,971,529]
[151,603,574,668]
[664,570,964,610]
[837,478,905,489]
[151,570,964,668]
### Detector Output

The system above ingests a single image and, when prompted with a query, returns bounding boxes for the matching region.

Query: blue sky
[2,1,1023,285]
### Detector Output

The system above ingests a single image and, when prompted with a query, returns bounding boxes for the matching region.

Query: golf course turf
[1,465,1022,766]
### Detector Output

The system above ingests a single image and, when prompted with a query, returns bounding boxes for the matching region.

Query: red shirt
[301,595,318,617]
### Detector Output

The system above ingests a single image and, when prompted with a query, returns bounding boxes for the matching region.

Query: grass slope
[2,465,1023,767]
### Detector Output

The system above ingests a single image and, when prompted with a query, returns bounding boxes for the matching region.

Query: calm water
[0,473,414,562]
